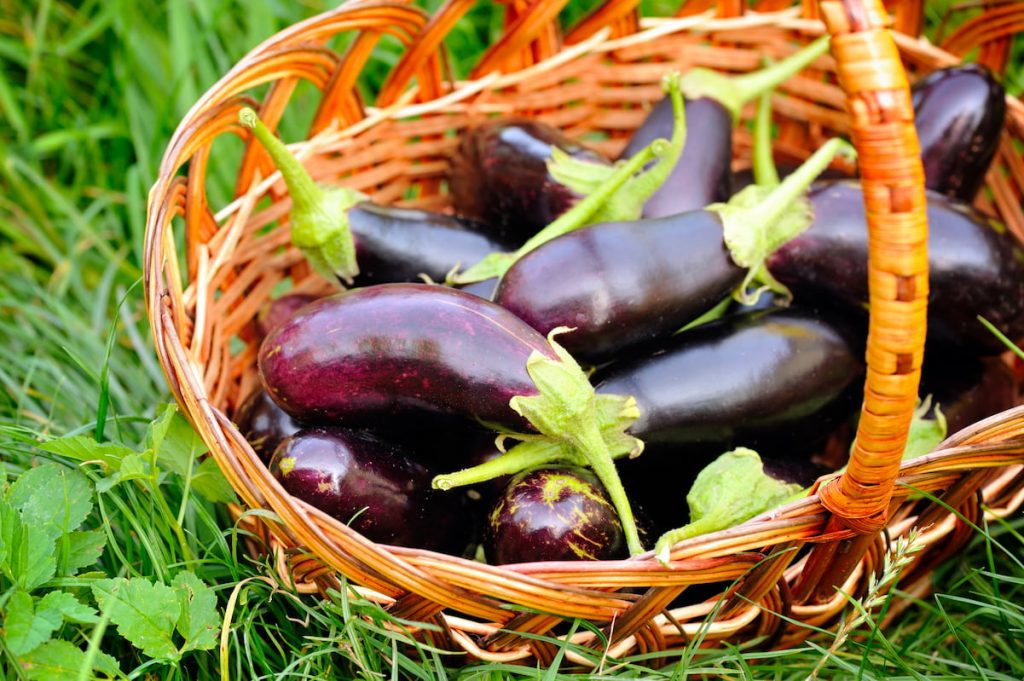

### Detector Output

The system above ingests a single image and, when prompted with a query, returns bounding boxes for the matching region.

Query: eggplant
[258,282,646,554]
[260,283,554,428]
[448,119,611,244]
[731,163,851,196]
[484,467,627,564]
[766,180,1024,354]
[256,293,318,340]
[235,389,303,463]
[594,308,865,452]
[239,108,513,286]
[912,64,1006,202]
[270,427,472,554]
[619,37,830,218]
[492,139,853,361]
[920,353,1017,435]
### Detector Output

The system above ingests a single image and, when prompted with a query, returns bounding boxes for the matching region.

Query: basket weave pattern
[144,0,1024,664]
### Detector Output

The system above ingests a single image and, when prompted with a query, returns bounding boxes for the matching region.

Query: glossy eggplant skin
[912,64,1006,202]
[349,203,513,286]
[731,164,852,196]
[484,467,626,564]
[449,119,611,244]
[594,308,865,452]
[618,97,732,218]
[270,427,471,554]
[766,180,1024,353]
[235,390,303,463]
[921,353,1017,435]
[259,284,555,430]
[256,294,318,340]
[494,211,742,362]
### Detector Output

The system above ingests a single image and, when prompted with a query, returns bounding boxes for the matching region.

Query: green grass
[1,0,1023,678]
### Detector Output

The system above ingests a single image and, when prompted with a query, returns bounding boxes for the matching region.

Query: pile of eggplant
[232,46,1022,566]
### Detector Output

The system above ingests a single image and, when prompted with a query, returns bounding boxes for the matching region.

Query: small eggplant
[484,467,627,564]
[594,308,865,452]
[235,389,303,463]
[259,283,646,554]
[493,139,854,361]
[239,109,513,286]
[256,293,318,340]
[765,180,1024,354]
[912,64,1006,202]
[618,37,830,218]
[920,353,1017,435]
[270,427,472,554]
[448,120,611,244]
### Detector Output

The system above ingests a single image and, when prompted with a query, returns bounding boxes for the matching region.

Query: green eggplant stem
[432,440,574,490]
[752,90,780,188]
[681,36,830,120]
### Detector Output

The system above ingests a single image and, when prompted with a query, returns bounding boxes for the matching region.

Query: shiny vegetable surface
[270,427,471,554]
[484,467,626,564]
[235,389,303,463]
[766,180,1024,353]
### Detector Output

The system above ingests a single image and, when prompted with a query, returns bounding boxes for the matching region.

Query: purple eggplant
[258,282,647,554]
[270,427,472,554]
[594,308,865,452]
[492,139,853,361]
[731,163,851,196]
[912,64,1006,202]
[259,283,554,428]
[920,354,1017,435]
[484,467,627,564]
[765,180,1024,354]
[235,389,303,463]
[619,37,830,218]
[256,294,318,340]
[448,119,611,244]
[239,109,512,286]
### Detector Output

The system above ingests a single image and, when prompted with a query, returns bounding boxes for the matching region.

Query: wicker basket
[144,0,1024,666]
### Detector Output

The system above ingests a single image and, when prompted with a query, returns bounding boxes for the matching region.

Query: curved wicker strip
[144,0,1024,666]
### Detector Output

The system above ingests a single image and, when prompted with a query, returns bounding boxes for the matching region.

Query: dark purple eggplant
[618,37,830,218]
[912,64,1006,202]
[492,139,853,361]
[731,163,852,196]
[259,283,554,428]
[484,467,626,564]
[920,354,1017,435]
[594,308,865,452]
[258,282,646,554]
[270,427,471,554]
[235,389,303,463]
[239,108,512,286]
[448,119,611,244]
[765,180,1024,354]
[256,294,318,340]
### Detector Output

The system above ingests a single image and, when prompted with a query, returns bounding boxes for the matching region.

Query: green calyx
[679,35,830,121]
[708,137,857,305]
[549,71,688,223]
[654,448,803,566]
[432,328,646,555]
[449,134,670,285]
[239,108,366,284]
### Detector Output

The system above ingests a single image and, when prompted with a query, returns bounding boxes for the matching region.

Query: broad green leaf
[154,412,208,478]
[60,529,106,574]
[94,454,149,493]
[93,650,121,677]
[655,448,803,564]
[173,571,220,652]
[19,640,87,681]
[5,590,61,656]
[37,436,134,471]
[37,590,99,625]
[0,498,57,591]
[9,464,93,541]
[144,403,177,454]
[189,457,237,504]
[903,398,948,461]
[92,578,180,661]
